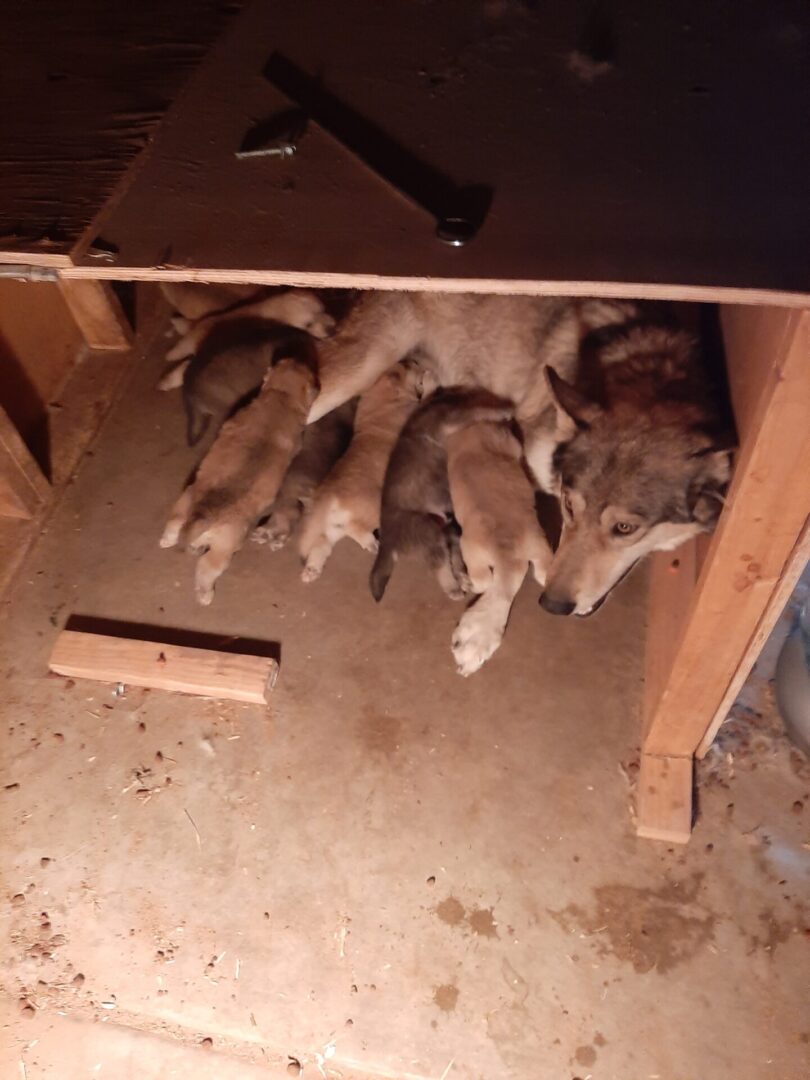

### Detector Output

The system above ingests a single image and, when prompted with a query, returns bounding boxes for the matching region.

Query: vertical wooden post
[638,307,810,842]
[0,403,50,519]
[58,278,133,351]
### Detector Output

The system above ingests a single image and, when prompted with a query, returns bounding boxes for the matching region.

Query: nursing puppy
[447,420,552,676]
[298,358,432,581]
[370,387,513,602]
[180,318,313,446]
[160,281,263,321]
[160,346,318,605]
[165,287,334,364]
[252,398,357,550]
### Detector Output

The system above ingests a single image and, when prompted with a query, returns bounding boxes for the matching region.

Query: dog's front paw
[451,606,504,676]
[195,583,214,606]
[300,562,322,583]
[252,515,293,550]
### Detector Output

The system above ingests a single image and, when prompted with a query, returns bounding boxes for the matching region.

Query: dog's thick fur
[447,420,553,675]
[541,320,733,615]
[160,282,264,321]
[160,352,318,605]
[252,399,357,550]
[370,387,514,601]
[297,359,431,581]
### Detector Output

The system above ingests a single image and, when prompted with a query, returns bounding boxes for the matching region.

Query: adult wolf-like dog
[177,290,733,669]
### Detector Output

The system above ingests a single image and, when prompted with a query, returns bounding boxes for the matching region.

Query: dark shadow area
[0,327,52,479]
[64,614,281,667]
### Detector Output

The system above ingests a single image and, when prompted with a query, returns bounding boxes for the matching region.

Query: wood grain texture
[0,3,236,259]
[644,308,810,758]
[75,1,810,295]
[697,517,810,758]
[636,754,693,844]
[49,631,278,704]
[58,279,133,351]
[643,543,699,741]
[0,403,50,519]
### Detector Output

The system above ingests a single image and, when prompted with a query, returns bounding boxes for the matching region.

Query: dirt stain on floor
[574,1045,597,1067]
[356,709,402,761]
[436,896,466,927]
[468,906,499,938]
[550,872,716,974]
[435,896,499,937]
[433,983,459,1012]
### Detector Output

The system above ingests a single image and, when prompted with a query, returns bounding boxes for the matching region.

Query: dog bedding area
[1,297,808,1079]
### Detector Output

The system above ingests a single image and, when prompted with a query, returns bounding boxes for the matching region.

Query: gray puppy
[182,317,314,446]
[253,397,357,549]
[370,387,513,602]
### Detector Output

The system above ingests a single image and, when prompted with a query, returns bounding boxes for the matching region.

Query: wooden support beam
[697,517,810,757]
[58,278,133,352]
[643,308,810,762]
[636,754,693,844]
[49,631,278,704]
[0,403,50,519]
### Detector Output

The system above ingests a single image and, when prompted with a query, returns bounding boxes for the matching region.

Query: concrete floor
[1,321,809,1080]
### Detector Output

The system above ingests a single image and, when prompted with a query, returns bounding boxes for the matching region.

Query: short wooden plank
[644,308,810,758]
[636,754,693,844]
[0,403,50,519]
[58,278,133,351]
[49,631,278,705]
[697,516,810,758]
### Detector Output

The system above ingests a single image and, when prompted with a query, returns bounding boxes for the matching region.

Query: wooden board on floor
[49,631,278,705]
[643,307,810,759]
[636,754,693,844]
[71,1,810,296]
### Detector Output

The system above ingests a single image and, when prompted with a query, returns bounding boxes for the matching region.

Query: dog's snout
[539,592,576,616]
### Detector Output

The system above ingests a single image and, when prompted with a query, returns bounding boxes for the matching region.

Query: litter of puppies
[157,284,734,675]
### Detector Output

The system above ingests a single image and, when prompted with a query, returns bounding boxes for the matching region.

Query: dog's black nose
[539,593,576,616]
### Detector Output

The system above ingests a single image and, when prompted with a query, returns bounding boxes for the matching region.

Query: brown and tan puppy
[164,287,334,364]
[447,420,552,676]
[297,359,431,581]
[179,318,315,446]
[160,348,318,605]
[370,387,514,602]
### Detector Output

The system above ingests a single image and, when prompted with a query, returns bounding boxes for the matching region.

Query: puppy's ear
[544,366,601,431]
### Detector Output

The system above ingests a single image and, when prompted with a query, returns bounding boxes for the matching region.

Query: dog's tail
[184,392,211,447]
[369,541,395,602]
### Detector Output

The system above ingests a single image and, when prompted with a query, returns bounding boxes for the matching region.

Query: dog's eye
[613,521,638,536]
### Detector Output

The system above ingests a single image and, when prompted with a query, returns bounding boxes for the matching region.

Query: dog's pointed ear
[544,366,601,430]
[688,440,735,528]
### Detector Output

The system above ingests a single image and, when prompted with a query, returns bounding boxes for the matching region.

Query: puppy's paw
[300,562,322,583]
[160,522,182,549]
[451,607,504,676]
[358,532,379,554]
[267,519,294,550]
[195,584,214,606]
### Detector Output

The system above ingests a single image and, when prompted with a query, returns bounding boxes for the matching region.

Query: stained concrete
[1,320,809,1079]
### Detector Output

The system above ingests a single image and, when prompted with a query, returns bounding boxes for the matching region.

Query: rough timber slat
[71,1,810,296]
[57,279,133,352]
[0,404,50,519]
[642,308,810,761]
[636,754,693,844]
[49,631,279,705]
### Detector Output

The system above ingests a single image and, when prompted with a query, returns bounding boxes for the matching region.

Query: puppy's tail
[369,542,395,602]
[184,393,211,447]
